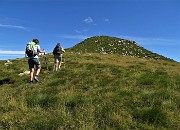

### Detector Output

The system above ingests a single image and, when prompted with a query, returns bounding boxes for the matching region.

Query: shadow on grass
[0,78,15,86]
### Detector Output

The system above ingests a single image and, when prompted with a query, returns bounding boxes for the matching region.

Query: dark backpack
[26,42,37,57]
[53,44,62,55]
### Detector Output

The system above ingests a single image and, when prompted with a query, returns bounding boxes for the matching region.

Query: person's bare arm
[37,49,45,53]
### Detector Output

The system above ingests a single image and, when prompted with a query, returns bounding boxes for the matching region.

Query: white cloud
[83,17,93,24]
[0,24,29,31]
[104,18,110,23]
[58,34,89,40]
[0,51,25,55]
[75,29,88,33]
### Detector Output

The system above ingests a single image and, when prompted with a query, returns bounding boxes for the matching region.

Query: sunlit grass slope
[0,51,180,129]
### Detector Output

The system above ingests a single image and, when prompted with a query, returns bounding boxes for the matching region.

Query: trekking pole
[43,50,49,71]
[63,58,65,68]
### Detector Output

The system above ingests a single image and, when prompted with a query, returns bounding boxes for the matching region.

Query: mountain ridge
[68,36,174,62]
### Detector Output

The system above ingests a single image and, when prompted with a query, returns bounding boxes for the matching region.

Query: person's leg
[36,64,41,75]
[34,58,41,82]
[58,62,61,69]
[54,56,59,71]
[30,68,34,81]
[56,61,59,71]
[28,58,34,82]
[58,57,62,69]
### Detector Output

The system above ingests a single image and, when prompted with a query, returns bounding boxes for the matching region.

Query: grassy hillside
[0,51,180,130]
[69,36,174,61]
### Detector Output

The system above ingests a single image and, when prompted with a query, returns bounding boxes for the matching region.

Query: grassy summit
[0,36,180,129]
[69,36,174,61]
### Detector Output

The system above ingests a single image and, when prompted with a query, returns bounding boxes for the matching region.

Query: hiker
[53,43,65,71]
[26,38,45,83]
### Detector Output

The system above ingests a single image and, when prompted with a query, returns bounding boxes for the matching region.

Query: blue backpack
[53,44,62,55]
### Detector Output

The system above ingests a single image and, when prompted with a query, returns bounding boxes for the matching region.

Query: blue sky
[0,0,179,61]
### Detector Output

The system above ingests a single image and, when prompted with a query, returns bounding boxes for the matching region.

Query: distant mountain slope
[69,36,173,61]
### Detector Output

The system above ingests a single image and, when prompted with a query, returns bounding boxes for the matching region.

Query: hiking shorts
[28,58,41,69]
[54,55,62,63]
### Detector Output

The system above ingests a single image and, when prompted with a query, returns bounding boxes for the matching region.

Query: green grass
[0,51,180,129]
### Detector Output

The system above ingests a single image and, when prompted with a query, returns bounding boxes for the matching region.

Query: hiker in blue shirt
[53,43,65,71]
[26,39,45,83]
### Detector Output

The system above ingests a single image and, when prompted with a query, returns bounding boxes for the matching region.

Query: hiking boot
[34,75,39,82]
[29,80,33,84]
